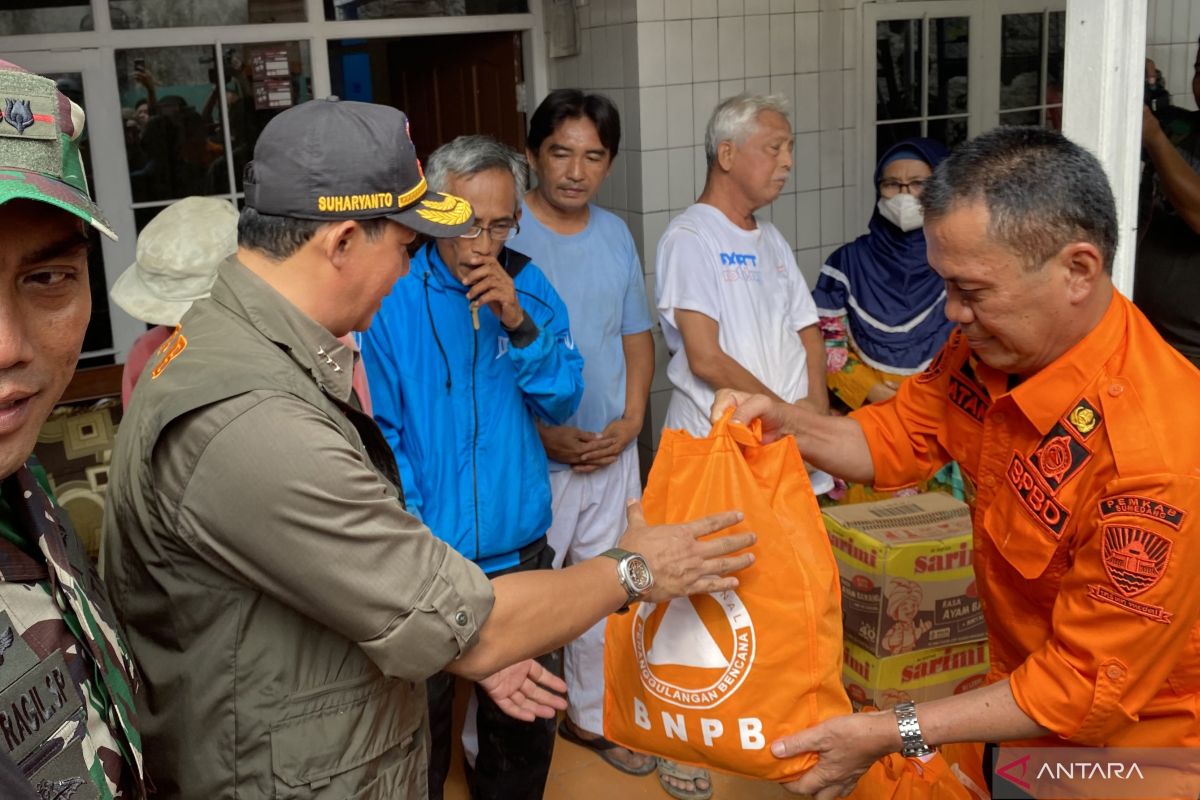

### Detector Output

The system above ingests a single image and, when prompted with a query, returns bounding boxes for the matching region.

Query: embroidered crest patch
[1098,495,1186,530]
[1028,423,1092,493]
[1101,524,1171,597]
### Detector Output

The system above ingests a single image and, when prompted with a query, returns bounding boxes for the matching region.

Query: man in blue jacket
[362,134,583,800]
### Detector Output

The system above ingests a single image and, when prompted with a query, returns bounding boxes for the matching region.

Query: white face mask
[877,193,925,232]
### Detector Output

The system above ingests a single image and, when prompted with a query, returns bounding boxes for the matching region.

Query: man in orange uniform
[716,126,1200,798]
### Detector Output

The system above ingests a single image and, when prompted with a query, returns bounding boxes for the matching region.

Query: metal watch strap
[600,548,639,613]
[893,701,934,757]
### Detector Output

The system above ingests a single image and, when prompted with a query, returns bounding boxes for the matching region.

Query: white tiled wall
[1146,0,1200,112]
[547,0,863,461]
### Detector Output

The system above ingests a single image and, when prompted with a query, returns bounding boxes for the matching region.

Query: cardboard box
[842,639,990,711]
[823,493,984,657]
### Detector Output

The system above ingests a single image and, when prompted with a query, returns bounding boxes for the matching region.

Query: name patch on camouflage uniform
[0,651,82,765]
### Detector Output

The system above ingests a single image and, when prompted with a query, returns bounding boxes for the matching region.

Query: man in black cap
[102,98,756,799]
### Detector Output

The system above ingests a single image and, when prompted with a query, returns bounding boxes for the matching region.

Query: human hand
[1143,103,1169,145]
[617,501,755,603]
[865,380,899,405]
[463,256,524,330]
[576,416,642,468]
[773,711,898,798]
[479,659,568,722]
[538,423,617,466]
[133,66,155,89]
[711,389,802,444]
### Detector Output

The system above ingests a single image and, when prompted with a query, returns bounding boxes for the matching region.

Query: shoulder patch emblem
[1066,397,1102,439]
[1101,524,1171,597]
[1098,495,1185,530]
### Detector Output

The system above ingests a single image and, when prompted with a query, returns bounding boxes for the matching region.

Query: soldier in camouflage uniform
[0,60,145,799]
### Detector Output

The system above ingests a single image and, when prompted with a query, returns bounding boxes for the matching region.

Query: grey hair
[425,135,528,210]
[704,93,791,168]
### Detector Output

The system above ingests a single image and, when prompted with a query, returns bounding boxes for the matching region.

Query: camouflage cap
[0,60,115,240]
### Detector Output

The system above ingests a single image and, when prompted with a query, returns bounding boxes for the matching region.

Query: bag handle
[711,407,763,448]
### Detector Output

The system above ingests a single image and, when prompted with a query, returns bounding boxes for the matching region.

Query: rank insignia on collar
[1066,398,1101,439]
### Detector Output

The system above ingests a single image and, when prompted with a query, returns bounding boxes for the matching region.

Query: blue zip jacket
[362,242,584,574]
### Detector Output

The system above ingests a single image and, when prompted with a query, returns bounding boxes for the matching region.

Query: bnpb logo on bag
[633,590,755,709]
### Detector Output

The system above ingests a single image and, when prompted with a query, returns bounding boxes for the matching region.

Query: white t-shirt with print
[656,202,820,435]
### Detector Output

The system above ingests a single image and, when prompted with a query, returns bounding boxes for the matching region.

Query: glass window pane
[1000,13,1042,111]
[39,72,114,359]
[927,116,968,151]
[928,17,969,116]
[0,3,91,35]
[876,121,922,163]
[326,0,527,19]
[228,41,314,191]
[109,0,305,29]
[117,46,229,203]
[876,19,923,121]
[1048,11,1065,110]
[999,109,1041,127]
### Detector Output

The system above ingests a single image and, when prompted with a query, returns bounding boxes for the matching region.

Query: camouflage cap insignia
[0,93,56,139]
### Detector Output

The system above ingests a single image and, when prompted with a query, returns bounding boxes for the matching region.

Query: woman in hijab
[813,138,962,502]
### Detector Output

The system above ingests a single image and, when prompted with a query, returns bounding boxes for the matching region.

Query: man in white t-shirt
[652,92,830,798]
[656,94,828,432]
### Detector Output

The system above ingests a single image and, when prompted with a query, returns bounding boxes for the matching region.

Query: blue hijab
[813,137,954,374]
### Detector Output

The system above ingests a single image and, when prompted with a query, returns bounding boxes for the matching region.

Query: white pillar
[1061,0,1147,298]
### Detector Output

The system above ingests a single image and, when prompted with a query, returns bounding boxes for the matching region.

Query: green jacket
[104,258,495,799]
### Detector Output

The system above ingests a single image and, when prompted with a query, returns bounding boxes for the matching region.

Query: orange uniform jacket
[851,292,1200,746]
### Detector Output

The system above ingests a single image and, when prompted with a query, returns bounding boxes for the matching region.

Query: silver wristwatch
[893,701,934,757]
[600,548,654,614]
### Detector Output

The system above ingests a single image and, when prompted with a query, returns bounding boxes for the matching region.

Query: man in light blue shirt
[510,89,660,781]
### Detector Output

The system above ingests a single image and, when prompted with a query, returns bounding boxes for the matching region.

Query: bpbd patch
[1028,423,1092,493]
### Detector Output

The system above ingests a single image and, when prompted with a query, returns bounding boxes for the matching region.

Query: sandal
[657,759,713,800]
[557,718,658,776]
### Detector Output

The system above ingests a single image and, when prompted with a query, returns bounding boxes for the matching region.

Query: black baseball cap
[243,98,473,238]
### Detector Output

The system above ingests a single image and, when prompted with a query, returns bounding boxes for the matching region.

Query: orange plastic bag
[847,745,989,800]
[603,414,852,781]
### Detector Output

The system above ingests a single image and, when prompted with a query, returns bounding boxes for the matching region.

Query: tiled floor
[441,683,796,800]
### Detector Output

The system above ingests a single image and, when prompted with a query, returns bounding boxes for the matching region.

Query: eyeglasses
[878,178,927,198]
[459,221,520,241]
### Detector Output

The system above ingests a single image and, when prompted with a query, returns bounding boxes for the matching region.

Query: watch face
[627,556,653,592]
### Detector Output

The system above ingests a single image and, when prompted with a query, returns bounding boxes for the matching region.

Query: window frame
[857,0,1066,228]
[0,0,549,363]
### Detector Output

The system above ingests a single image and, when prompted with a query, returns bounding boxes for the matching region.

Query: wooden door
[382,32,526,161]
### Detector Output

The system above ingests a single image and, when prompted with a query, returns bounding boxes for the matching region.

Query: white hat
[110,196,238,326]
